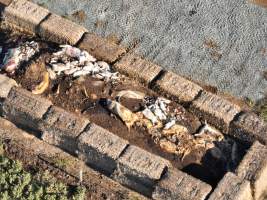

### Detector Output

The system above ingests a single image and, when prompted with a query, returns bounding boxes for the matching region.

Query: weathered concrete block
[155,71,203,104]
[0,99,3,116]
[208,172,252,200]
[0,75,17,116]
[40,106,90,153]
[236,141,267,200]
[152,168,212,200]
[78,33,126,63]
[0,0,12,6]
[230,112,267,145]
[190,91,241,133]
[39,14,87,45]
[3,87,51,130]
[112,145,169,196]
[3,0,49,33]
[114,53,162,85]
[78,123,128,175]
[0,74,17,99]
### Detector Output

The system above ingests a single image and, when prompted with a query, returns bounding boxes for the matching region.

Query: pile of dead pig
[0,39,246,186]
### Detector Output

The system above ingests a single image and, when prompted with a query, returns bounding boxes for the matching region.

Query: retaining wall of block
[1,0,267,199]
[0,117,148,200]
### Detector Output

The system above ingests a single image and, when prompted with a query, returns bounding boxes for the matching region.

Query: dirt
[0,26,248,187]
[15,54,200,168]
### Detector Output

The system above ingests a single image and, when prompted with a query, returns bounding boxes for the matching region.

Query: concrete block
[0,75,17,116]
[152,168,212,200]
[0,99,3,116]
[0,74,17,99]
[39,13,87,45]
[3,0,49,33]
[40,106,90,153]
[190,91,241,133]
[112,145,169,195]
[236,141,267,200]
[230,112,267,145]
[3,87,51,130]
[208,172,252,200]
[78,123,128,174]
[155,71,203,104]
[114,53,162,85]
[78,33,126,63]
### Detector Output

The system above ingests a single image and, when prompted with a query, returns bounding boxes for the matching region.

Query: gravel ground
[32,0,267,102]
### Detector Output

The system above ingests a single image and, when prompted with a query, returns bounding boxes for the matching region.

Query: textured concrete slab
[152,168,212,200]
[40,106,90,153]
[78,123,128,174]
[4,0,49,33]
[190,91,241,133]
[39,13,87,45]
[230,112,267,144]
[78,33,126,63]
[3,87,52,130]
[236,141,267,200]
[112,145,169,195]
[32,0,267,102]
[208,172,252,200]
[114,53,162,85]
[155,71,202,103]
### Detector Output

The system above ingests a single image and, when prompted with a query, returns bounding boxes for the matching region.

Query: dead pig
[105,99,139,129]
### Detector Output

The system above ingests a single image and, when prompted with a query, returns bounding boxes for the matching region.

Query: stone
[236,141,267,200]
[230,112,267,145]
[114,53,162,85]
[190,91,241,133]
[40,106,90,153]
[78,33,126,63]
[4,0,49,33]
[208,172,252,200]
[39,14,87,45]
[78,123,128,175]
[112,145,169,196]
[0,74,17,99]
[3,87,52,130]
[155,71,203,104]
[152,168,212,200]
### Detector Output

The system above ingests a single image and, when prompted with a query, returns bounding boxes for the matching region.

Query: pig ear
[251,0,267,7]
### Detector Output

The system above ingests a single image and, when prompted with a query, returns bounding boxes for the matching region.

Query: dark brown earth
[0,26,247,187]
[13,52,200,169]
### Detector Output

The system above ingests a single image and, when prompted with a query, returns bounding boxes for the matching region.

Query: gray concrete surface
[32,0,267,102]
